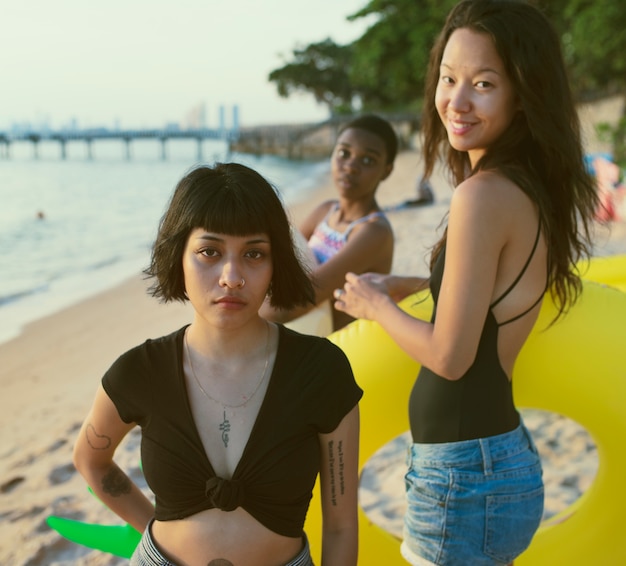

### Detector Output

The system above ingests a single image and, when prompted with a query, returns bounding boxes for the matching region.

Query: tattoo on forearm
[86,423,111,450]
[328,440,336,505]
[327,439,345,506]
[208,560,234,566]
[101,467,132,497]
[338,439,345,498]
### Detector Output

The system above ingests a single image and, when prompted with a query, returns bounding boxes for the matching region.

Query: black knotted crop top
[102,324,362,537]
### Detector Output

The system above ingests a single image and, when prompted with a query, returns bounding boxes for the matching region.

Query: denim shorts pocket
[483,484,544,563]
[404,465,451,504]
[403,466,451,544]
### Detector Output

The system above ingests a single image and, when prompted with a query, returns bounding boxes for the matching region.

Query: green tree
[267,0,455,116]
[268,0,626,159]
[540,0,626,163]
[555,0,626,98]
[268,38,355,115]
[347,0,455,112]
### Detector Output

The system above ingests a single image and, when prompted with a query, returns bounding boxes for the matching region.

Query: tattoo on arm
[328,440,336,505]
[101,467,132,497]
[338,439,345,498]
[208,560,234,566]
[86,423,112,450]
[327,439,346,507]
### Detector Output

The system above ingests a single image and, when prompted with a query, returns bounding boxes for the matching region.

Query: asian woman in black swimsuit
[334,1,598,564]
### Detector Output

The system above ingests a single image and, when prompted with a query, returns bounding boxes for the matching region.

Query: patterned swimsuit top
[307,203,386,264]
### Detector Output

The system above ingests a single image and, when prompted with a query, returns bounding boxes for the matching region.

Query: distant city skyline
[4,102,241,134]
[1,0,373,130]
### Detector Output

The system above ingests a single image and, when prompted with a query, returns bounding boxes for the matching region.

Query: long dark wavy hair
[421,0,599,316]
[144,163,315,310]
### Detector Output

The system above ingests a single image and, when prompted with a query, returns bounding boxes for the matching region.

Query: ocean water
[0,137,330,344]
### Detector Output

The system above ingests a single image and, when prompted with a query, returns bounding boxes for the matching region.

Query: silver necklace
[184,324,271,448]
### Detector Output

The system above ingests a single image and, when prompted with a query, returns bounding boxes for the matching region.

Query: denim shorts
[400,421,544,566]
[130,519,314,566]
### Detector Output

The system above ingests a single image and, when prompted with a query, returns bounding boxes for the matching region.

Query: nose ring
[239,278,245,288]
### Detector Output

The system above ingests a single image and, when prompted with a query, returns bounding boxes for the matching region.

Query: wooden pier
[0,127,238,161]
[0,114,419,161]
[230,114,419,160]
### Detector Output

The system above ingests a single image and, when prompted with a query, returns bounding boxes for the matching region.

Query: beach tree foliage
[347,0,457,112]
[545,0,626,163]
[268,38,355,115]
[269,0,626,128]
[268,0,455,114]
[548,0,626,98]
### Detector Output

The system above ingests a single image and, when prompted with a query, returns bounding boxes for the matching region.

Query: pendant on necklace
[219,410,231,448]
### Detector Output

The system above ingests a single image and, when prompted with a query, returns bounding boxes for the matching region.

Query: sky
[1,0,374,131]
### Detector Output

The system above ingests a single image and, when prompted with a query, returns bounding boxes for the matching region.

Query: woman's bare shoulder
[454,171,533,214]
[299,200,337,235]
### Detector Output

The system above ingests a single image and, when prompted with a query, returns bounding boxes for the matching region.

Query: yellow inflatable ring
[578,253,626,292]
[302,257,626,564]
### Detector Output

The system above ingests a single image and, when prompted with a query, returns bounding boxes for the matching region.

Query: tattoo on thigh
[101,467,131,497]
[207,560,234,566]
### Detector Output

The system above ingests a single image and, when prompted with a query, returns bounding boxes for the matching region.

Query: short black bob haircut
[145,162,315,310]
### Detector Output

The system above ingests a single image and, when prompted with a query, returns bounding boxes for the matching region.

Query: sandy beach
[1,142,625,565]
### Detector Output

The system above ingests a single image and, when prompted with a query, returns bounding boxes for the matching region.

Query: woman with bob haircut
[73,162,362,566]
[334,1,598,564]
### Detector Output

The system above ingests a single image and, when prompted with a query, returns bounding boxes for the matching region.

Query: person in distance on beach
[261,114,397,331]
[73,163,362,565]
[404,176,435,208]
[334,1,598,564]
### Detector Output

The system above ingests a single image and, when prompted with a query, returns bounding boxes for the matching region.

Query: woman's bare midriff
[151,507,304,566]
